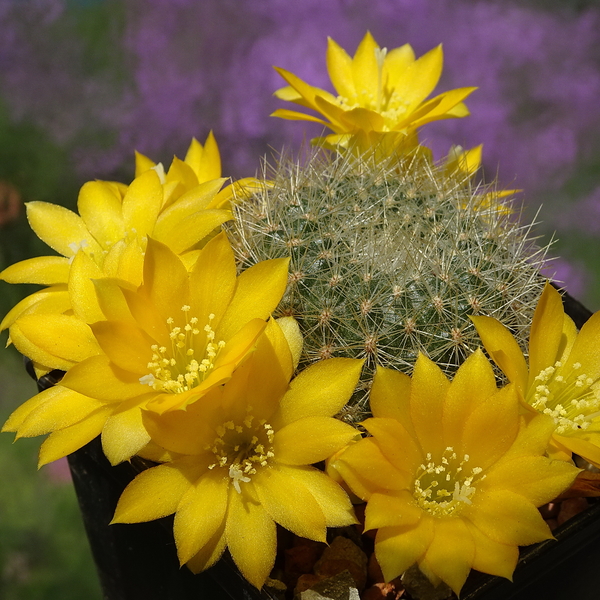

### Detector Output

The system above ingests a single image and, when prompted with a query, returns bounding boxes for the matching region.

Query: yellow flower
[2,234,290,466]
[111,327,363,588]
[272,32,476,149]
[134,131,262,211]
[472,281,600,466]
[333,351,578,595]
[0,134,235,344]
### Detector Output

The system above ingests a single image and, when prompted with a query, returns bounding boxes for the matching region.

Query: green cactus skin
[229,150,549,423]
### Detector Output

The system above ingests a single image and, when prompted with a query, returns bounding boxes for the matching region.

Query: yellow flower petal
[280,465,357,527]
[443,349,498,447]
[120,287,169,347]
[2,391,51,433]
[101,403,151,465]
[10,313,100,369]
[69,250,105,323]
[61,354,148,401]
[156,208,231,255]
[155,178,226,224]
[165,156,199,191]
[421,517,474,595]
[185,520,227,574]
[334,437,411,498]
[460,385,520,470]
[38,405,113,466]
[362,417,422,473]
[25,201,102,258]
[223,321,291,418]
[141,398,218,455]
[272,67,338,114]
[273,416,359,465]
[375,518,434,582]
[339,106,385,132]
[465,521,518,580]
[393,44,443,110]
[500,414,556,461]
[552,433,600,469]
[93,278,135,322]
[351,31,379,97]
[142,238,190,318]
[217,257,290,339]
[0,256,70,285]
[134,151,156,177]
[365,491,423,531]
[225,486,277,589]
[399,87,477,130]
[112,460,203,523]
[326,36,354,100]
[276,357,363,425]
[566,310,600,383]
[481,455,578,506]
[189,232,237,328]
[468,489,553,547]
[91,320,153,374]
[184,131,222,183]
[16,386,104,438]
[102,237,145,286]
[121,169,163,237]
[370,365,412,428]
[77,180,125,247]
[174,470,229,564]
[275,316,303,370]
[528,283,565,382]
[270,107,330,125]
[254,464,327,542]
[409,354,449,454]
[153,177,229,250]
[384,43,416,90]
[0,285,70,332]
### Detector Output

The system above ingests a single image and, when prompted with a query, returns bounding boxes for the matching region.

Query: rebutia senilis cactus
[229,149,549,423]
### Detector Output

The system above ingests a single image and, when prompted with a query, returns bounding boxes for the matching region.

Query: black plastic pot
[29,286,599,600]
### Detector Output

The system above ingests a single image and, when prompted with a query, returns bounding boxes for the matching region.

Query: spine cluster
[230,150,548,423]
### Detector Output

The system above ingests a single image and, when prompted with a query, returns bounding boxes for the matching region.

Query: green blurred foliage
[0,97,79,324]
[0,348,102,600]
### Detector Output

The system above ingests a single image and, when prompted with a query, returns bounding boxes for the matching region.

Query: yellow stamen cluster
[206,411,276,493]
[413,447,484,517]
[529,361,600,434]
[336,90,410,128]
[334,46,411,126]
[139,308,226,393]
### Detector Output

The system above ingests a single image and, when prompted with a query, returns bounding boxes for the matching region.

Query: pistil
[413,447,484,517]
[206,412,276,493]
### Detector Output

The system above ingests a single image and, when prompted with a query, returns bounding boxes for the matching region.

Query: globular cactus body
[230,150,548,422]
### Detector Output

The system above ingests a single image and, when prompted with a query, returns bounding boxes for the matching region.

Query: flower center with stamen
[206,411,276,493]
[528,361,600,435]
[413,447,484,517]
[68,239,90,264]
[139,307,226,393]
[336,89,411,130]
[334,48,413,131]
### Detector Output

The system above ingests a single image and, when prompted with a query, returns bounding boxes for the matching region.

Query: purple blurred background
[0,0,599,307]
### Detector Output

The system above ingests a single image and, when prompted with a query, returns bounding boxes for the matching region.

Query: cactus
[229,149,549,423]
